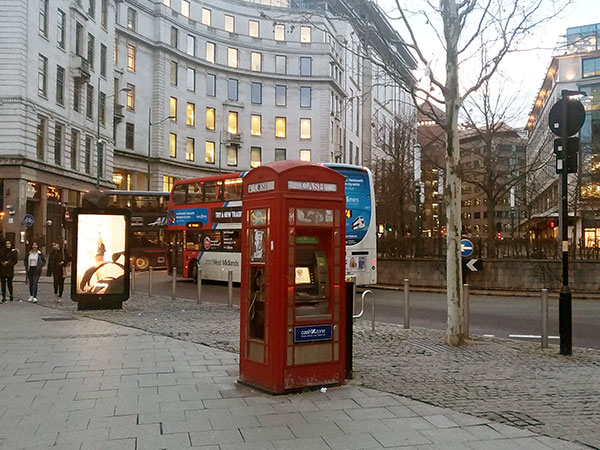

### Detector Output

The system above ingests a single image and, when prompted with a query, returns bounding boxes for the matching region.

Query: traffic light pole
[558,91,571,356]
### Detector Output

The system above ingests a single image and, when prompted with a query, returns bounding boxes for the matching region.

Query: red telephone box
[240,161,346,393]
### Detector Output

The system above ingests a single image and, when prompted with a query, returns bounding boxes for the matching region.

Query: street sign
[554,137,579,174]
[465,258,483,272]
[23,214,34,227]
[460,239,474,258]
[548,98,585,137]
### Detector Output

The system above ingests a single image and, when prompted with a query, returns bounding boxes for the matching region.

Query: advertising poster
[72,209,130,309]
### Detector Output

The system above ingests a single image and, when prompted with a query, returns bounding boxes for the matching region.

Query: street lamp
[147,107,176,190]
[96,79,130,189]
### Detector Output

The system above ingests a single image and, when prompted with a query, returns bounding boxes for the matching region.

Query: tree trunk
[442,0,464,346]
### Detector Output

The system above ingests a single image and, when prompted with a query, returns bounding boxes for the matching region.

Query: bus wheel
[135,256,150,271]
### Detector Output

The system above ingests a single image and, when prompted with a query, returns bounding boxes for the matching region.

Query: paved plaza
[0,278,597,449]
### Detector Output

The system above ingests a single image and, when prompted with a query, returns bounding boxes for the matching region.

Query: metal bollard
[463,284,470,338]
[371,291,375,331]
[148,266,153,297]
[196,267,202,304]
[541,288,549,348]
[403,278,410,329]
[131,264,136,294]
[171,266,176,301]
[228,270,233,307]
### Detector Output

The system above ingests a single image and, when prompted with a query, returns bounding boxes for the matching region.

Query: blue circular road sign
[23,214,34,228]
[461,239,474,258]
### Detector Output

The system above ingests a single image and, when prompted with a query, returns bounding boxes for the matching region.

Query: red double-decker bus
[166,173,243,282]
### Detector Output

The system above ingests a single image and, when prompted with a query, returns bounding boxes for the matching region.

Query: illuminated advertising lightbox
[71,208,130,309]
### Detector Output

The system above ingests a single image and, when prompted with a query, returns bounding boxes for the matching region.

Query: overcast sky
[377,0,600,127]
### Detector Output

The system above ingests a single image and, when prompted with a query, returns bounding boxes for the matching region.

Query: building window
[38,55,48,97]
[206,107,215,130]
[300,86,311,108]
[224,14,234,33]
[300,57,312,76]
[163,175,175,192]
[87,34,95,70]
[300,26,311,43]
[248,20,259,37]
[114,37,118,64]
[583,57,600,78]
[227,48,238,68]
[228,78,238,101]
[228,112,238,134]
[170,97,178,121]
[86,84,94,119]
[250,147,262,168]
[186,137,194,161]
[186,35,195,56]
[39,0,48,37]
[100,44,107,77]
[300,118,311,140]
[170,61,178,85]
[127,45,136,72]
[75,22,84,56]
[205,141,215,163]
[275,148,286,161]
[97,142,104,179]
[88,0,95,18]
[251,52,262,71]
[274,24,285,41]
[227,145,238,166]
[187,67,196,91]
[275,85,287,107]
[36,116,47,160]
[57,9,66,48]
[126,84,135,110]
[251,115,262,136]
[201,8,211,26]
[127,8,136,31]
[99,92,106,125]
[170,27,178,48]
[101,0,107,28]
[181,0,190,18]
[73,82,81,112]
[275,117,286,138]
[186,102,195,126]
[206,73,216,96]
[56,65,65,105]
[300,149,311,161]
[251,82,262,104]
[206,42,215,63]
[70,129,79,170]
[275,55,286,74]
[85,135,92,173]
[125,123,135,149]
[169,133,177,157]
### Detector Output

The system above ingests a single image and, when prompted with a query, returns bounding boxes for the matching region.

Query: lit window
[227,145,238,166]
[275,55,286,74]
[185,137,194,161]
[127,44,136,72]
[163,175,175,192]
[163,0,171,6]
[224,14,234,33]
[300,26,311,43]
[228,112,238,134]
[170,61,178,85]
[186,35,195,56]
[248,20,259,37]
[275,117,286,138]
[187,67,195,91]
[250,115,262,136]
[300,57,312,76]
[169,133,177,157]
[275,148,286,161]
[205,141,215,163]
[251,52,262,71]
[170,97,177,121]
[300,118,311,140]
[126,84,135,110]
[251,82,262,104]
[206,107,215,130]
[300,86,311,108]
[300,149,311,161]
[250,147,262,168]
[275,85,287,107]
[274,24,285,41]
[186,102,195,126]
[181,0,189,18]
[201,8,211,26]
[227,47,238,68]
[206,42,215,63]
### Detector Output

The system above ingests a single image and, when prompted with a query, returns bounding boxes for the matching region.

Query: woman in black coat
[0,240,18,302]
[47,241,71,300]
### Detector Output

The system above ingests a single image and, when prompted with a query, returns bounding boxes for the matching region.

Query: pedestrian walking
[46,241,71,301]
[0,240,18,303]
[24,241,46,303]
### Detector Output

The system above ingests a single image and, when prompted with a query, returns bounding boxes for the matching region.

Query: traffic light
[496,232,501,239]
[550,220,556,229]
[554,137,579,174]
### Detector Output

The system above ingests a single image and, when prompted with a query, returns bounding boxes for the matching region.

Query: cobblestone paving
[11,281,600,449]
